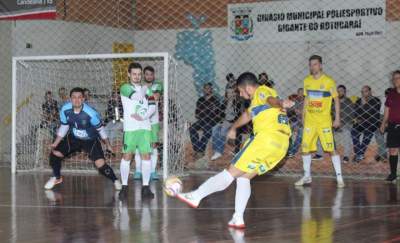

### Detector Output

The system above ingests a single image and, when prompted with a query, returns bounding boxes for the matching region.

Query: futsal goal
[11,53,185,179]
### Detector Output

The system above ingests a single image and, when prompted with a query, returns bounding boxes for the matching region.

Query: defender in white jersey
[119,62,157,200]
[138,66,163,181]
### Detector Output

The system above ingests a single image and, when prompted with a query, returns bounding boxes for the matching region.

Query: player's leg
[150,123,160,180]
[134,149,142,180]
[386,124,400,182]
[295,126,318,186]
[138,130,154,198]
[319,127,345,188]
[228,172,257,229]
[177,135,262,208]
[119,152,133,200]
[87,139,121,190]
[44,135,77,190]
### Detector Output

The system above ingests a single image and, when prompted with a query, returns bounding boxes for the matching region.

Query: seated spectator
[57,87,69,110]
[189,83,221,159]
[288,88,304,157]
[258,72,275,88]
[334,85,354,163]
[41,91,59,138]
[351,85,381,162]
[210,73,241,160]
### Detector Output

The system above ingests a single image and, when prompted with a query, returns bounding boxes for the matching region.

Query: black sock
[389,155,398,176]
[50,154,62,179]
[98,163,117,182]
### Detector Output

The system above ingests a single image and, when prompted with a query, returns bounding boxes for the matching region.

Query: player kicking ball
[119,62,157,200]
[44,87,122,190]
[176,72,294,228]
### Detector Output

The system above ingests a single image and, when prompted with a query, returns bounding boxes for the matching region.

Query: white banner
[228,0,386,42]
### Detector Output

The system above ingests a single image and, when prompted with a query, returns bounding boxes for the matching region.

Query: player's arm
[131,94,157,121]
[227,110,251,140]
[90,111,113,152]
[266,97,294,109]
[333,96,341,128]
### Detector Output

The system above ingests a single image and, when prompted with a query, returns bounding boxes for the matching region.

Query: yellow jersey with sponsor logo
[303,74,337,125]
[248,85,291,136]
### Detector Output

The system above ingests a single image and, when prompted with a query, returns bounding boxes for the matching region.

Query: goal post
[11,52,184,179]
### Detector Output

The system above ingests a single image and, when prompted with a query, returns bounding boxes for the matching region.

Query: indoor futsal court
[1,0,400,242]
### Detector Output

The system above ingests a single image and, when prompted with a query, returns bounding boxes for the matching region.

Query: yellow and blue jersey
[248,85,291,136]
[303,74,337,126]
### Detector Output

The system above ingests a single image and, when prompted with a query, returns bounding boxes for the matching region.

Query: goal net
[12,53,185,178]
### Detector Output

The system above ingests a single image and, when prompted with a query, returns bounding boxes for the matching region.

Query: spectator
[57,87,69,110]
[288,88,304,157]
[104,90,123,141]
[351,85,381,162]
[210,73,241,160]
[375,88,392,162]
[41,91,59,138]
[189,83,221,159]
[381,70,400,182]
[258,72,275,88]
[334,85,354,163]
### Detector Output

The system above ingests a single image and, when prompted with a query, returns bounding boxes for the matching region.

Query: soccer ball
[164,176,183,197]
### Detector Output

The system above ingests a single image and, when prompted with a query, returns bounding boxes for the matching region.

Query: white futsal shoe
[114,180,122,190]
[336,176,345,188]
[294,176,312,186]
[176,192,200,208]
[44,177,63,190]
[228,215,245,229]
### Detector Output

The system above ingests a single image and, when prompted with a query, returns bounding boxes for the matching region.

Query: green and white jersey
[148,81,163,125]
[120,83,153,132]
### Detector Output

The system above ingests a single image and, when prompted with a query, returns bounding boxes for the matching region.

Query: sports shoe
[141,186,155,199]
[211,152,222,161]
[44,176,63,190]
[133,172,142,180]
[312,154,323,161]
[385,174,397,183]
[228,215,246,229]
[294,176,312,186]
[119,185,128,201]
[336,177,345,188]
[114,180,122,190]
[176,192,200,208]
[150,172,159,180]
[343,156,349,163]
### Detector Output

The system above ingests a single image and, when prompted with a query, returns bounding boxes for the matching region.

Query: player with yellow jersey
[175,72,294,228]
[295,55,345,188]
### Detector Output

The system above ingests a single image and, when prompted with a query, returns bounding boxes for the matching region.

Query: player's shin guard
[234,177,251,223]
[120,159,131,186]
[98,163,118,182]
[192,169,234,201]
[142,160,152,186]
[151,148,158,173]
[49,153,62,179]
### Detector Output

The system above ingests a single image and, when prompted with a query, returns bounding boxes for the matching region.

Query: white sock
[332,155,342,177]
[151,148,158,173]
[120,159,131,186]
[192,169,234,201]
[135,150,142,173]
[234,177,251,222]
[142,160,152,186]
[302,155,312,178]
